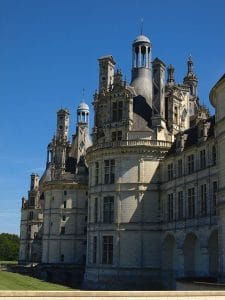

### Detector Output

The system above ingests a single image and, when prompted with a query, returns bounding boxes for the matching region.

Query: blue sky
[0,0,225,234]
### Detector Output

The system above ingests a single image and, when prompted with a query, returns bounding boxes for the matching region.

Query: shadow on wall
[133,95,152,130]
[114,161,161,285]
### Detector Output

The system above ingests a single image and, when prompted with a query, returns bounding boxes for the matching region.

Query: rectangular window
[94,198,98,223]
[112,131,117,141]
[212,181,218,215]
[200,184,207,216]
[60,254,64,262]
[167,193,174,221]
[112,101,123,122]
[168,163,173,181]
[30,196,35,206]
[187,154,194,174]
[93,236,97,264]
[112,131,122,141]
[103,196,114,223]
[188,187,195,218]
[200,149,206,169]
[29,211,34,220]
[104,159,115,184]
[117,131,122,141]
[102,236,113,264]
[118,101,123,121]
[212,145,216,165]
[178,191,183,220]
[63,201,67,208]
[60,226,65,234]
[95,162,99,185]
[178,159,183,177]
[112,102,117,122]
[64,190,67,196]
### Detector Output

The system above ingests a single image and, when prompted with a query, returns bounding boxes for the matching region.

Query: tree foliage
[0,233,19,261]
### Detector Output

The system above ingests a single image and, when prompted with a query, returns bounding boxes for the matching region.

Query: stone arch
[183,232,201,277]
[162,234,177,272]
[208,229,219,277]
[161,234,177,289]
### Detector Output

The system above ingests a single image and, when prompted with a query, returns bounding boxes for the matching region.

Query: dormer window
[198,122,209,141]
[112,101,123,122]
[176,134,185,152]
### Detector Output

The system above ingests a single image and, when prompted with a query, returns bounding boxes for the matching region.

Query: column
[200,247,209,276]
[145,46,148,68]
[132,47,135,68]
[176,248,184,277]
[138,45,142,67]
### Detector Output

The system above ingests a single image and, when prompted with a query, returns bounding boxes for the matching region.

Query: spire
[82,88,85,101]
[184,55,197,80]
[167,64,175,85]
[187,55,193,75]
[140,18,144,35]
[183,56,198,97]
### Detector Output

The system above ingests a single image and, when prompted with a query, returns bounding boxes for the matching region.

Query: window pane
[102,236,113,264]
[103,197,114,223]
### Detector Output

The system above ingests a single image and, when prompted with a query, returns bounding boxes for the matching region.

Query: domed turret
[77,101,89,124]
[130,34,153,108]
[133,34,151,44]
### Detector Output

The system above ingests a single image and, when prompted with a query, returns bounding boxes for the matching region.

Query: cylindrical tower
[84,34,171,289]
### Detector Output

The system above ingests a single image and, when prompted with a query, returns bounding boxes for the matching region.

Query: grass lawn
[0,270,75,290]
[0,261,17,265]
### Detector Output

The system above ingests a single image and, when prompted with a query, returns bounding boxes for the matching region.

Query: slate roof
[167,115,215,156]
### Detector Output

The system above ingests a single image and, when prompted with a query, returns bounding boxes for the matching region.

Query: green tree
[0,233,19,261]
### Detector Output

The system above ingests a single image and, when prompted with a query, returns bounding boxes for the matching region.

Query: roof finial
[187,55,193,74]
[140,18,144,35]
[82,88,85,101]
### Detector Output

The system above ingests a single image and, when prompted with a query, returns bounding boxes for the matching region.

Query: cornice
[42,181,87,191]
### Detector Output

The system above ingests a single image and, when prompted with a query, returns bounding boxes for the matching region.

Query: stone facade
[19,33,225,289]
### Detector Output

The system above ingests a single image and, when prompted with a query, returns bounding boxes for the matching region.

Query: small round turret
[130,33,153,110]
[77,101,89,124]
[132,34,151,69]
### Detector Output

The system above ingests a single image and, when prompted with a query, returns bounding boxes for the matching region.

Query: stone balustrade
[87,139,172,153]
